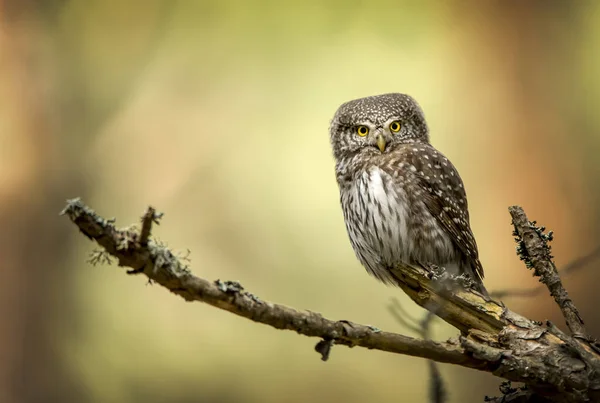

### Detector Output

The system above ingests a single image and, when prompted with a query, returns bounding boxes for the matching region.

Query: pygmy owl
[329,93,488,296]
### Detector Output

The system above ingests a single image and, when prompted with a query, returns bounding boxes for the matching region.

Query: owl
[329,93,488,296]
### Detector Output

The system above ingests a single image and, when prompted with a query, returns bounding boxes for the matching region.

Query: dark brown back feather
[400,144,485,281]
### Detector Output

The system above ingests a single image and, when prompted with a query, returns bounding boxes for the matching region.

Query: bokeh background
[2,1,600,402]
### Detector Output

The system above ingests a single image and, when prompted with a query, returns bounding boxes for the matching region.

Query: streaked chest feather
[339,165,456,271]
[340,167,411,263]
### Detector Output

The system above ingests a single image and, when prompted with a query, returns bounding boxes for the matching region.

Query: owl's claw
[419,262,490,299]
[419,262,444,280]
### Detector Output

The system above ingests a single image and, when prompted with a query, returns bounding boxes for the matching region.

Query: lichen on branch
[62,198,600,403]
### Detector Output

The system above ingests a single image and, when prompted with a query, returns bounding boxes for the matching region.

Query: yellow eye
[389,121,401,133]
[357,126,369,137]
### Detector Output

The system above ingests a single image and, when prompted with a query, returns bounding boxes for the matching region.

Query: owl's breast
[339,166,413,281]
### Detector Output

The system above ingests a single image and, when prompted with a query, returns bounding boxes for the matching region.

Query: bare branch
[560,245,600,276]
[491,245,600,299]
[60,198,487,368]
[389,299,445,403]
[387,298,425,336]
[61,198,600,403]
[509,206,587,337]
[428,360,447,403]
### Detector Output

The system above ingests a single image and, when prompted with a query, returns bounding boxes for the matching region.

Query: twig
[428,360,447,403]
[561,245,600,275]
[389,299,446,403]
[139,206,162,246]
[387,298,425,336]
[509,206,587,337]
[491,245,600,299]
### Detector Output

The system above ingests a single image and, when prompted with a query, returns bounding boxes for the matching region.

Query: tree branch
[389,299,446,403]
[60,198,486,368]
[509,206,587,337]
[491,245,600,299]
[61,198,600,402]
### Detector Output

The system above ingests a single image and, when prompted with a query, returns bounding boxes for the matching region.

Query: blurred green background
[2,1,600,402]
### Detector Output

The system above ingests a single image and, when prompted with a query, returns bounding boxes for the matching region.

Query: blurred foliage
[1,1,600,403]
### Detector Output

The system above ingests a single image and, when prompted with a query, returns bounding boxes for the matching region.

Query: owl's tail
[462,260,489,298]
[471,278,489,298]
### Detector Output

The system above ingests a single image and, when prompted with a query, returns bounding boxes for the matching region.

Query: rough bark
[62,198,600,403]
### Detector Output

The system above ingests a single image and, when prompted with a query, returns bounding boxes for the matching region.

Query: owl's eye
[389,121,401,133]
[357,126,369,137]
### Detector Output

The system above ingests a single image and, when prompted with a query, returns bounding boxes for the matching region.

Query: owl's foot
[420,262,489,299]
[418,262,446,280]
[417,261,439,277]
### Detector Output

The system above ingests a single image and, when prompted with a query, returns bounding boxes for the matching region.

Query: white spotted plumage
[330,93,488,295]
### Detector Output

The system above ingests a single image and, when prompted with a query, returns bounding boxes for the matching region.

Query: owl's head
[329,93,429,160]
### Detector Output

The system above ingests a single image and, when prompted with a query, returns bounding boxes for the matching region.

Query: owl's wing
[405,146,484,280]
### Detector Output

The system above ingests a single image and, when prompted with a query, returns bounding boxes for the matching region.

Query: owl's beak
[376,133,387,152]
